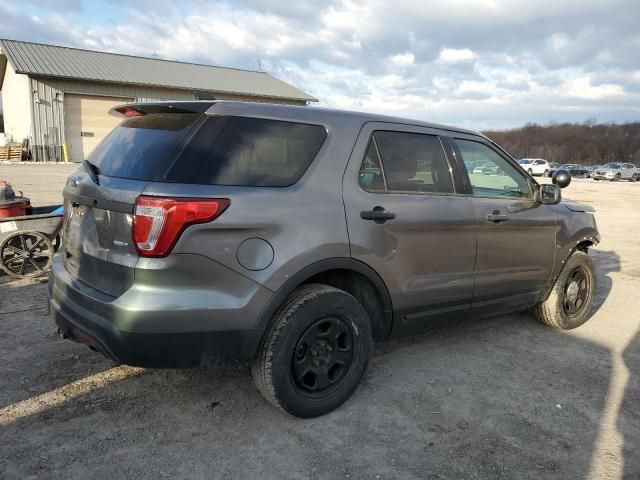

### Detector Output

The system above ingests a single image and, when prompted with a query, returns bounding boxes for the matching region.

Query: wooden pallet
[0,145,23,162]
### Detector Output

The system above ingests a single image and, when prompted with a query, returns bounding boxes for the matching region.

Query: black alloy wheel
[291,316,355,396]
[0,231,54,279]
[562,266,591,318]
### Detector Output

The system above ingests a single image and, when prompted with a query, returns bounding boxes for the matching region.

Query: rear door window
[196,117,327,187]
[359,131,454,194]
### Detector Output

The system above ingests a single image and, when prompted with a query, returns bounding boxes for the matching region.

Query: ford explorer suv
[50,101,600,418]
[591,162,639,182]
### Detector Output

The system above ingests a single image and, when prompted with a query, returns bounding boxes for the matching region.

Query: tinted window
[358,137,386,191]
[359,131,454,194]
[197,117,327,187]
[454,139,532,199]
[88,113,201,181]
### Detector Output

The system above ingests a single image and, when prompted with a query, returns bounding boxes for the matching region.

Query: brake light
[115,106,144,117]
[133,196,230,257]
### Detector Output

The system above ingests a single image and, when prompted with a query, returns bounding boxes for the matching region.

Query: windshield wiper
[82,159,101,185]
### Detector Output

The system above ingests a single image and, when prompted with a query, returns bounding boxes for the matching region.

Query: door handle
[361,207,396,223]
[486,211,508,223]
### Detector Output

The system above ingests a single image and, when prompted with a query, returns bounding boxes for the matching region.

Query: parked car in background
[586,165,602,178]
[518,158,551,177]
[50,101,600,417]
[548,162,560,171]
[472,161,502,175]
[550,164,590,178]
[591,163,639,182]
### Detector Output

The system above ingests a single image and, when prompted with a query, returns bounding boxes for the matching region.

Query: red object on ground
[0,198,30,218]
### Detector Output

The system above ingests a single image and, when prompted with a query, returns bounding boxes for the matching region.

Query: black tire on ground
[614,173,621,181]
[535,251,597,330]
[251,283,373,418]
[631,174,638,183]
[528,168,533,175]
[544,169,550,177]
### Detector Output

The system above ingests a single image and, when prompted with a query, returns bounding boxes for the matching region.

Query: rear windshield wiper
[82,159,101,185]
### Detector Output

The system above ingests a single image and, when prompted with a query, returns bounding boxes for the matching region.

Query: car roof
[116,100,487,140]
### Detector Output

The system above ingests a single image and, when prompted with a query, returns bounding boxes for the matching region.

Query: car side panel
[146,112,364,296]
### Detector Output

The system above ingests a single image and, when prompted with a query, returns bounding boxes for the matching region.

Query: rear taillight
[133,196,230,257]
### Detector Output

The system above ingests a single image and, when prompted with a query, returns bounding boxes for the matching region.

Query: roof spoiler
[109,101,217,118]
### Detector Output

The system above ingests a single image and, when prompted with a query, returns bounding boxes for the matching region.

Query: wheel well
[305,269,390,341]
[575,240,594,253]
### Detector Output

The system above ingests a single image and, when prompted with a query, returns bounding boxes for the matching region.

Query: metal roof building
[0,39,317,162]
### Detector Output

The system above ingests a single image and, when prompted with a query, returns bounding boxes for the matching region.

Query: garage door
[64,94,132,162]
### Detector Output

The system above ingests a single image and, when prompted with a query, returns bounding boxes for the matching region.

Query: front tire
[535,251,597,329]
[252,284,373,418]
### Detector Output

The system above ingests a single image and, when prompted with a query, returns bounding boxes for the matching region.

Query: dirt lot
[0,163,638,479]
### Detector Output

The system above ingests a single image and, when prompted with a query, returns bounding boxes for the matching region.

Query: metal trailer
[0,205,63,279]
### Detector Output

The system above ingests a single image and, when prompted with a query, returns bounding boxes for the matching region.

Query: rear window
[196,117,327,187]
[90,114,327,186]
[88,113,201,181]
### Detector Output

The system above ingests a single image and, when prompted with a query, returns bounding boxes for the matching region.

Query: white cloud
[1,0,639,129]
[436,48,478,63]
[389,52,415,68]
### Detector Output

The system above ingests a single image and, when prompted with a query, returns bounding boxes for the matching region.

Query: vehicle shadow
[588,248,620,315]
[621,328,640,478]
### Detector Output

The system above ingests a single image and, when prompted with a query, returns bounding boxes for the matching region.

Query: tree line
[483,120,640,166]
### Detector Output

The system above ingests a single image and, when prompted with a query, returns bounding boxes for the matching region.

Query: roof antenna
[255,47,263,72]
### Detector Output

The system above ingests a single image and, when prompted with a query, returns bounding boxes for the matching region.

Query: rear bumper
[52,306,263,367]
[48,253,269,367]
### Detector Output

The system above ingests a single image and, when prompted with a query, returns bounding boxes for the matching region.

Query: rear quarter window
[195,117,327,187]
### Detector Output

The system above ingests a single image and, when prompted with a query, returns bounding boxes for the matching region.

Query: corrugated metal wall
[28,77,307,162]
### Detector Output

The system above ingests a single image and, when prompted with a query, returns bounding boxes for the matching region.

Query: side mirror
[552,169,571,188]
[538,184,561,204]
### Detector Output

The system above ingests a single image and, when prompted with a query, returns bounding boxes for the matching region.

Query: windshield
[519,159,533,164]
[603,163,621,169]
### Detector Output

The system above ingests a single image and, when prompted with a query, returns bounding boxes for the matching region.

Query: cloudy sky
[1,0,639,129]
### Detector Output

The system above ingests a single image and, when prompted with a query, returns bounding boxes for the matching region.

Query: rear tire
[252,284,373,418]
[528,168,533,175]
[535,251,597,330]
[543,169,550,177]
[631,174,638,183]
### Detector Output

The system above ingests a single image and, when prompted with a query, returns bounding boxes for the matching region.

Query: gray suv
[50,101,600,417]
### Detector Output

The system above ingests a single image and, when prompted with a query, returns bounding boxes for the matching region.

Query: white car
[591,163,639,182]
[518,158,551,177]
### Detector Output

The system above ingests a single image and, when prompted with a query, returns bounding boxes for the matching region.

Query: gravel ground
[0,163,638,479]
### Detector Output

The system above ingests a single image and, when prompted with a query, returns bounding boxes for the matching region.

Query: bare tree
[484,121,640,165]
